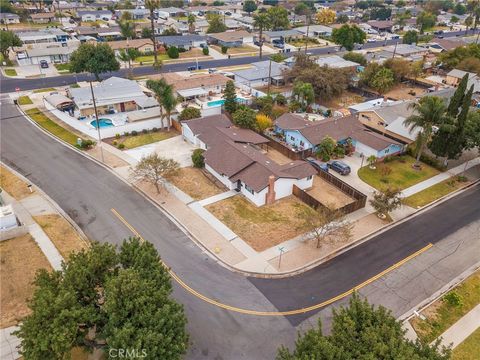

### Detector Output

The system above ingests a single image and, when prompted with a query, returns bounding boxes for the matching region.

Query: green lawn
[54,63,71,73]
[116,131,176,149]
[25,108,80,146]
[410,271,480,343]
[33,88,56,93]
[135,54,170,64]
[17,96,33,105]
[358,156,440,191]
[452,327,480,360]
[403,177,469,208]
[4,68,17,76]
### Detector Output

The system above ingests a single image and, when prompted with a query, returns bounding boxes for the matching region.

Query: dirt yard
[179,48,210,59]
[263,148,292,165]
[385,83,428,101]
[0,234,52,327]
[85,146,129,168]
[0,165,34,199]
[211,45,258,55]
[206,195,314,251]
[167,167,226,200]
[307,176,355,210]
[34,214,89,259]
[318,90,365,110]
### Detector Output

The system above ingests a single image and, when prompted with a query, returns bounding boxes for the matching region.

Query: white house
[181,114,316,206]
[77,10,113,22]
[0,13,20,25]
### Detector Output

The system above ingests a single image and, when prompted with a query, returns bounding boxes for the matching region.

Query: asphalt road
[1,89,480,357]
[1,29,477,93]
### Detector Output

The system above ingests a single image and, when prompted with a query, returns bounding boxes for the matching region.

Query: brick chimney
[265,175,276,205]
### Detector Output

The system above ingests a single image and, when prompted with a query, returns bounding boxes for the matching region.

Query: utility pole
[305,13,310,54]
[392,40,398,58]
[267,58,272,94]
[89,81,105,163]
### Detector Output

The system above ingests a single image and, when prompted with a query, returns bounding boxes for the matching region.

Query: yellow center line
[111,208,433,316]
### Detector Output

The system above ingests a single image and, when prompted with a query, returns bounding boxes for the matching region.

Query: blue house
[274,113,404,159]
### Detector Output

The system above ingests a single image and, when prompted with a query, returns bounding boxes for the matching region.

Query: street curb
[12,100,480,278]
[399,261,480,322]
[0,161,90,247]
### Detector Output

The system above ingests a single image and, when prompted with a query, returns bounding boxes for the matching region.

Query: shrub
[255,114,273,132]
[113,140,118,146]
[115,133,121,139]
[191,149,205,168]
[118,143,125,149]
[456,175,468,182]
[142,128,149,134]
[131,130,138,136]
[152,127,158,132]
[178,107,201,120]
[333,146,345,158]
[78,139,95,149]
[221,45,228,54]
[167,46,180,59]
[202,47,209,56]
[124,131,130,136]
[443,291,463,307]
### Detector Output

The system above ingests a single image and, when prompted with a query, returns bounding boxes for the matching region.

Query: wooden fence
[293,171,367,215]
[266,139,313,160]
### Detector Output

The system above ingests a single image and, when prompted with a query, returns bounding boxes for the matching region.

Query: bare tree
[130,154,179,193]
[301,206,353,248]
[370,188,402,217]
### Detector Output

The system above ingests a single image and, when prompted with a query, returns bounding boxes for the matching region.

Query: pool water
[90,118,114,128]
[207,97,246,107]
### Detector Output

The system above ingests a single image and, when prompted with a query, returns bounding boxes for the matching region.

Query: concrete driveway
[329,153,377,197]
[15,64,60,78]
[124,135,195,167]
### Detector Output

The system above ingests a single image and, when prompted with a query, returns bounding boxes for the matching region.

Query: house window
[385,148,389,154]
[307,175,313,180]
[300,141,304,146]
[290,136,295,141]
[245,184,254,194]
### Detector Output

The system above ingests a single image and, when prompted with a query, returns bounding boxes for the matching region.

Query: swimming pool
[90,118,114,128]
[207,97,246,107]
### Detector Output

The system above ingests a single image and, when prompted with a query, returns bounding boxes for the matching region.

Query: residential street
[1,95,480,359]
[1,29,476,93]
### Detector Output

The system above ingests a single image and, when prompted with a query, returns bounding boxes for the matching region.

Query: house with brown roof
[181,114,316,206]
[207,30,253,47]
[107,39,154,55]
[274,113,404,159]
[29,12,57,24]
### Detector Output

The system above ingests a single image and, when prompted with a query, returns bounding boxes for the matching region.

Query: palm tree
[253,13,270,59]
[119,20,135,40]
[146,79,168,129]
[118,47,140,78]
[161,84,178,131]
[145,0,160,67]
[404,96,448,169]
[187,14,196,34]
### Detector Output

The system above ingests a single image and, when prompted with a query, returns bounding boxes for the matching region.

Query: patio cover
[177,88,208,98]
[44,93,74,109]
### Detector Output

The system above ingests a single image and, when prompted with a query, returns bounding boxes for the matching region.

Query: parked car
[328,160,351,175]
[40,60,49,69]
[187,65,202,71]
[306,157,329,173]
[254,40,262,46]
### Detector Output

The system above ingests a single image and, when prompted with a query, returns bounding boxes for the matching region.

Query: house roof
[69,76,154,109]
[29,12,56,19]
[208,30,251,42]
[233,60,288,81]
[156,34,206,46]
[315,55,359,68]
[157,7,186,14]
[367,20,394,29]
[107,39,153,51]
[264,29,303,38]
[184,114,314,192]
[447,69,477,79]
[432,38,466,51]
[77,10,112,16]
[25,43,79,57]
[295,25,332,34]
[275,113,401,149]
[384,44,426,56]
[0,13,20,19]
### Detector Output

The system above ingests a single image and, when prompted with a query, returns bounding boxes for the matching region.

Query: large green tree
[404,96,448,168]
[277,293,450,360]
[232,106,257,130]
[70,43,120,81]
[370,67,395,95]
[243,0,257,15]
[15,239,187,360]
[267,6,290,30]
[403,30,418,45]
[0,30,22,60]
[331,24,366,51]
[416,11,437,33]
[207,14,227,33]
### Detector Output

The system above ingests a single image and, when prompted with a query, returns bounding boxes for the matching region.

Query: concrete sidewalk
[436,304,480,349]
[0,326,20,360]
[402,157,480,197]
